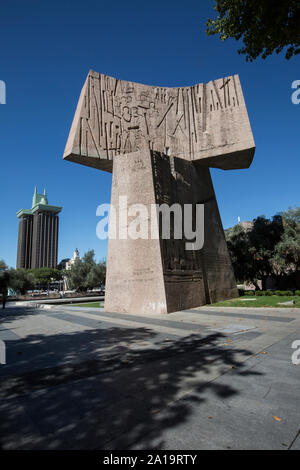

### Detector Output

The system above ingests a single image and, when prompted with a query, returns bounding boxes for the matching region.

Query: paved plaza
[0,303,300,450]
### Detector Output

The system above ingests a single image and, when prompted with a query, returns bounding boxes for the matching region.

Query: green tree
[9,268,36,295]
[0,260,8,272]
[0,260,10,307]
[32,267,62,289]
[206,0,300,61]
[271,208,300,278]
[247,215,284,288]
[225,224,252,283]
[226,210,300,289]
[66,250,106,292]
[86,259,106,289]
[0,260,10,289]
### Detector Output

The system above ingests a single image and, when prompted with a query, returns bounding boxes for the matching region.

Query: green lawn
[210,295,300,308]
[72,297,300,309]
[70,302,103,308]
[72,298,300,309]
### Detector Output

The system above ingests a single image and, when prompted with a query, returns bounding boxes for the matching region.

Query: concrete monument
[63,71,255,314]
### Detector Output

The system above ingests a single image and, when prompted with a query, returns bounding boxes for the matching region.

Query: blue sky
[0,0,299,268]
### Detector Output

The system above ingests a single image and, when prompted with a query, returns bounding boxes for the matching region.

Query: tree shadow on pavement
[0,305,42,325]
[0,325,262,450]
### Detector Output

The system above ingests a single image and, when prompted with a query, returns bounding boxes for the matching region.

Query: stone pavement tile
[0,324,162,384]
[66,307,210,332]
[96,333,257,426]
[0,328,20,341]
[16,375,119,437]
[0,330,189,400]
[206,373,300,422]
[186,309,296,323]
[121,332,300,450]
[0,340,63,378]
[105,344,253,405]
[248,363,300,388]
[125,387,298,450]
[55,310,184,344]
[0,373,138,450]
[230,329,298,358]
[207,323,257,334]
[0,331,254,450]
[0,397,60,450]
[1,305,299,450]
[52,393,166,450]
[55,309,193,338]
[1,310,90,340]
[259,382,300,413]
[290,431,300,450]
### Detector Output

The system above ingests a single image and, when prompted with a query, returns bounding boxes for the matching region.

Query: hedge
[244,290,300,296]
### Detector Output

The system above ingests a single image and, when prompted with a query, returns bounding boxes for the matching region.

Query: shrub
[274,290,294,296]
[285,291,294,296]
[247,289,299,297]
[256,290,265,296]
[256,290,272,296]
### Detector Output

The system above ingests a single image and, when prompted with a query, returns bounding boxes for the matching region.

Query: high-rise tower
[16,187,62,269]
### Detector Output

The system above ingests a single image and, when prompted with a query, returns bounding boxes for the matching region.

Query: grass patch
[70,302,104,308]
[210,295,300,308]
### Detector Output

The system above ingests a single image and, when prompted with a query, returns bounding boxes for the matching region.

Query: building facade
[65,248,80,271]
[63,249,81,290]
[16,187,62,269]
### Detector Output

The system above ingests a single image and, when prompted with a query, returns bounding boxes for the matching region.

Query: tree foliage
[247,215,284,283]
[65,250,106,292]
[226,208,300,288]
[32,267,62,286]
[9,268,36,295]
[226,224,251,282]
[271,208,300,276]
[206,0,300,61]
[0,260,10,295]
[1,262,64,295]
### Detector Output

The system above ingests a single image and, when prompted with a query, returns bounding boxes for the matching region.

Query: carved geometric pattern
[63,70,255,172]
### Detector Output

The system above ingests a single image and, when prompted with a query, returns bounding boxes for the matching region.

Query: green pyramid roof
[17,187,62,218]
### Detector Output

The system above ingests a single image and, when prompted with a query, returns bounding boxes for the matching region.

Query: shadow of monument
[0,326,261,450]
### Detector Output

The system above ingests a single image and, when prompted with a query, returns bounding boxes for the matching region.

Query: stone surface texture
[63,71,255,314]
[64,71,254,171]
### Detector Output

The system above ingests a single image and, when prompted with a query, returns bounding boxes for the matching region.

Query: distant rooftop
[17,187,62,218]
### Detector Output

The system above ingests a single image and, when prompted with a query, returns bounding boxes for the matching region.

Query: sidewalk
[0,303,299,449]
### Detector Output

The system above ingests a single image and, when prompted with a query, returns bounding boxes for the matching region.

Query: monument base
[104,150,238,314]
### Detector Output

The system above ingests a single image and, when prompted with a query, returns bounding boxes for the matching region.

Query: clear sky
[0,0,299,268]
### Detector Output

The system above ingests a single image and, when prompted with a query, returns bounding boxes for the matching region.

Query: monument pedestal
[104,150,238,314]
